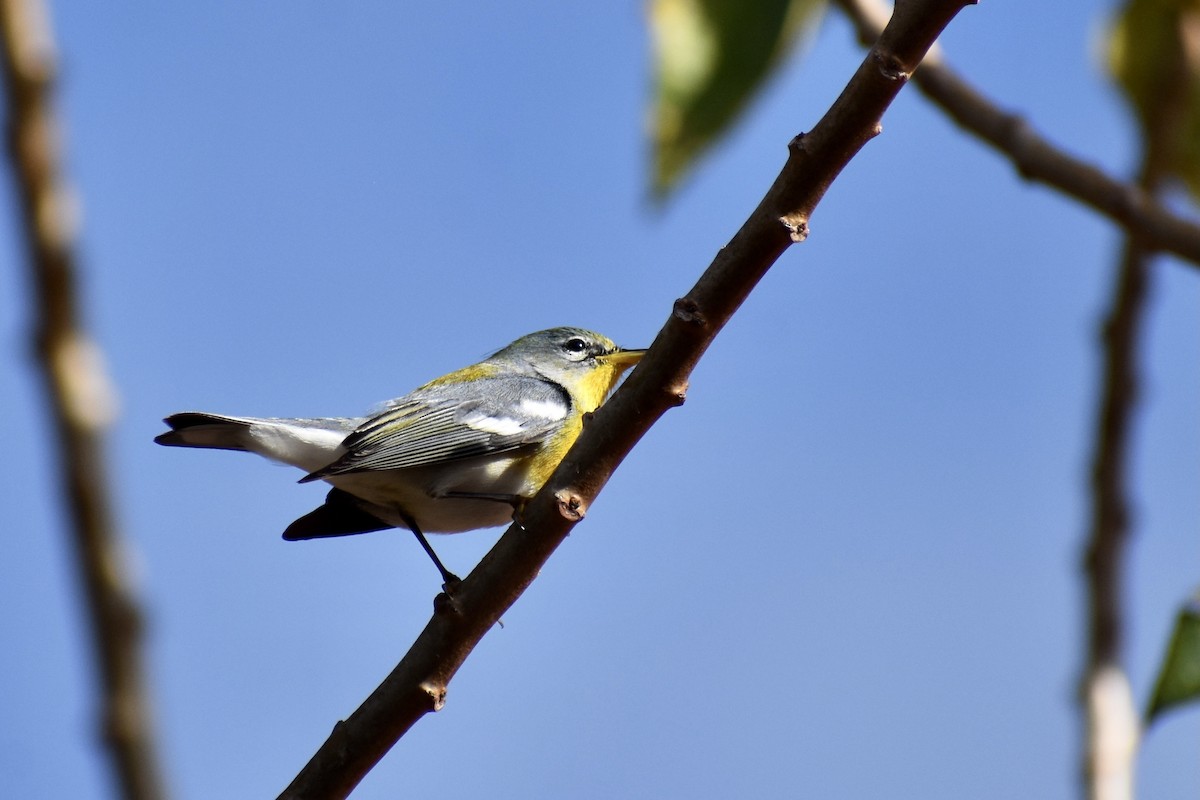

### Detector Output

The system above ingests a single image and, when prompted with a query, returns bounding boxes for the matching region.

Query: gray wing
[302,375,570,481]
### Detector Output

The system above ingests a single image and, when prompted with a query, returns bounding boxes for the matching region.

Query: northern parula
[155,327,644,584]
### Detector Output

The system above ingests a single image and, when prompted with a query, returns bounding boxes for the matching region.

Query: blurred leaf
[649,0,827,199]
[1107,0,1200,198]
[1146,593,1200,726]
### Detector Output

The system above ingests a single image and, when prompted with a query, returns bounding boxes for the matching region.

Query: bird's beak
[598,348,646,369]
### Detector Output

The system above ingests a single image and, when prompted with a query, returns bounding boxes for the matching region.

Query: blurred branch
[1080,27,1188,791]
[1083,216,1147,797]
[0,2,169,800]
[835,0,1187,795]
[1079,169,1158,800]
[835,0,1200,269]
[278,0,975,797]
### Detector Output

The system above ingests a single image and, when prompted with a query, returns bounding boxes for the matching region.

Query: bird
[155,327,644,586]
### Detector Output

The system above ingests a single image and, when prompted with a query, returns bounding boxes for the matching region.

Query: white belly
[326,453,535,533]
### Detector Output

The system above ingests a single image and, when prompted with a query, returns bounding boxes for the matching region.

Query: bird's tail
[155,412,260,451]
[155,411,359,473]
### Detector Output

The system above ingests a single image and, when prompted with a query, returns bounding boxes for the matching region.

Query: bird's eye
[564,337,588,354]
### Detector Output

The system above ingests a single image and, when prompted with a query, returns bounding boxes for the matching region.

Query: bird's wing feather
[282,488,393,539]
[302,375,570,480]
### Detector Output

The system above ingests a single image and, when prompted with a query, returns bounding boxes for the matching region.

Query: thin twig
[278,1,975,797]
[0,2,169,799]
[1080,165,1158,800]
[834,0,1200,269]
[1080,27,1188,792]
[1082,228,1146,799]
[833,1,1178,795]
[833,2,1182,797]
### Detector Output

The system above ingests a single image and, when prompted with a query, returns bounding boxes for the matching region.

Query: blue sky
[1,2,1197,798]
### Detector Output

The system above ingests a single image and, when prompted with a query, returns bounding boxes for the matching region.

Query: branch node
[325,719,350,759]
[667,381,688,407]
[1113,184,1146,228]
[873,50,910,82]
[779,216,810,242]
[53,332,119,429]
[672,297,707,327]
[418,682,447,712]
[787,131,809,153]
[432,590,462,617]
[554,490,586,522]
[997,111,1038,178]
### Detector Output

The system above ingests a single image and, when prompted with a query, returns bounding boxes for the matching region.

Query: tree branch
[1082,228,1146,799]
[1078,37,1189,796]
[278,1,975,797]
[834,0,1200,269]
[0,2,169,799]
[834,1,1184,795]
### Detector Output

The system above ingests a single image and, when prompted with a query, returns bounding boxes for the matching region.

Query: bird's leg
[396,509,460,591]
[509,497,528,531]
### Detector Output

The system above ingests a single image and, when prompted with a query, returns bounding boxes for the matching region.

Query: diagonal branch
[0,2,169,799]
[835,0,1200,269]
[278,1,975,797]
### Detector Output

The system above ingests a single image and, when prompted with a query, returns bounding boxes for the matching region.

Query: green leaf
[1107,0,1200,199]
[649,0,827,199]
[1146,592,1200,726]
